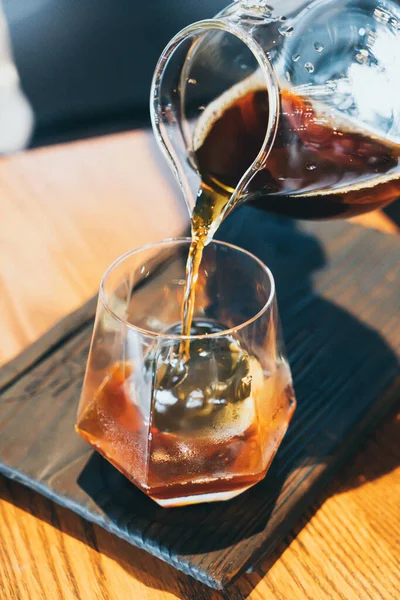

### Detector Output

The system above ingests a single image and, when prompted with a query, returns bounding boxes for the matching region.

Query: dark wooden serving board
[0,208,399,590]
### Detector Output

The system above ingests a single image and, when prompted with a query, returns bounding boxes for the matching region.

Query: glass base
[150,485,255,508]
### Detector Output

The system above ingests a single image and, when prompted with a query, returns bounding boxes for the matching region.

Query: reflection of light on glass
[373,7,391,25]
[349,24,400,140]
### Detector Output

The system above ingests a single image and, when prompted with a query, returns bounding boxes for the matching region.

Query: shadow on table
[218,206,400,500]
[74,208,399,588]
[1,393,398,600]
[2,207,398,600]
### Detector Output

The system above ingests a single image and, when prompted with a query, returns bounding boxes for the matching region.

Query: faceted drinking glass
[76,239,295,507]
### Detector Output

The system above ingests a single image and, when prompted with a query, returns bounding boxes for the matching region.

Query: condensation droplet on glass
[292,53,301,62]
[188,78,197,84]
[279,25,294,36]
[366,30,377,49]
[338,95,354,110]
[391,17,400,30]
[279,15,287,21]
[373,7,391,25]
[285,71,291,81]
[304,62,314,73]
[359,27,366,36]
[163,103,174,125]
[314,42,324,52]
[356,48,369,64]
[242,374,253,386]
[241,0,271,9]
[306,162,317,171]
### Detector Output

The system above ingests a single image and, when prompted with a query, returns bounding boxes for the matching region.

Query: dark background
[3,0,227,147]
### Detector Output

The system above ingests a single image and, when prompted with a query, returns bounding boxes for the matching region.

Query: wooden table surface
[0,131,399,600]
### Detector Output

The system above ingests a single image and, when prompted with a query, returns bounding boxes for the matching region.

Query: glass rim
[99,237,276,340]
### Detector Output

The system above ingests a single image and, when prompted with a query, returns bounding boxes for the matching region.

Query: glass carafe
[151,0,400,227]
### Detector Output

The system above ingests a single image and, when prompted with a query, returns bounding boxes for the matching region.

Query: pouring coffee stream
[180,79,400,363]
[75,0,399,507]
[151,0,400,365]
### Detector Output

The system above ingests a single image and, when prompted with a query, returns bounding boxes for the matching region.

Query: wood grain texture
[1,211,400,589]
[0,295,96,391]
[0,132,399,599]
[0,131,187,366]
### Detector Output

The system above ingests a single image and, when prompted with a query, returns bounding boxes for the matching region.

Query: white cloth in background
[0,2,33,154]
